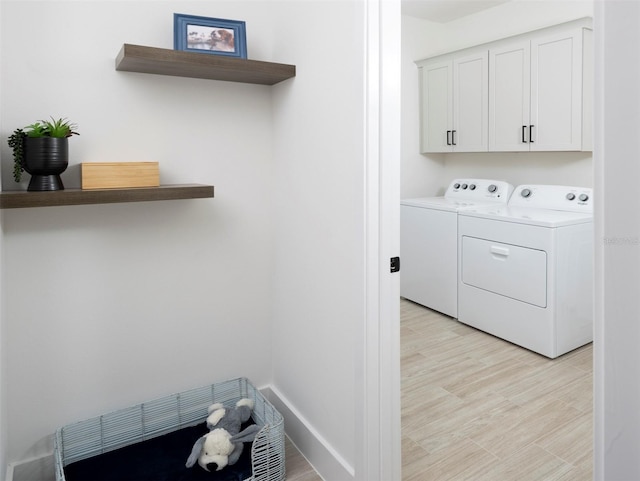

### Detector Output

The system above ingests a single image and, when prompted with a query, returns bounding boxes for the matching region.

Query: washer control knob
[454,183,461,189]
[461,183,468,189]
[579,193,589,202]
[469,184,476,190]
[488,184,498,193]
[566,193,576,201]
[521,188,532,198]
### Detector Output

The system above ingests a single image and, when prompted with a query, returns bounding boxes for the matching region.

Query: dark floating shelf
[115,44,296,85]
[0,184,214,209]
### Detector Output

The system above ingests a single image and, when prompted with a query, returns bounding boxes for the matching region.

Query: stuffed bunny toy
[186,398,261,472]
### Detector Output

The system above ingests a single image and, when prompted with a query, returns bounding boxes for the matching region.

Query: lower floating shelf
[0,184,214,209]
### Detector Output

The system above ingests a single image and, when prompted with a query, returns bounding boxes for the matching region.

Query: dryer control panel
[509,185,593,213]
[445,179,514,203]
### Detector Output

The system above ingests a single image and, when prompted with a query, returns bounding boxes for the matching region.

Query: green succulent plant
[7,117,79,182]
[24,117,79,138]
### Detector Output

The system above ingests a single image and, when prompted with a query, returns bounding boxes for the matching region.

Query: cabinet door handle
[447,130,452,145]
[522,125,527,143]
[529,125,535,143]
[452,130,457,146]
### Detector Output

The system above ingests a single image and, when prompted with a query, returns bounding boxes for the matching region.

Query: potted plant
[8,117,79,191]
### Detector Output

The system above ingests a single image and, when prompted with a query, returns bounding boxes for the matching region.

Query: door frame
[358,0,402,479]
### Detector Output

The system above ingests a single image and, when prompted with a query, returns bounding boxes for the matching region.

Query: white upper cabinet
[488,41,531,151]
[490,27,592,151]
[417,18,592,153]
[454,53,489,152]
[531,29,592,151]
[419,58,452,152]
[418,51,488,153]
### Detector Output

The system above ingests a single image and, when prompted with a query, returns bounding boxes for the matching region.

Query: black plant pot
[23,137,69,191]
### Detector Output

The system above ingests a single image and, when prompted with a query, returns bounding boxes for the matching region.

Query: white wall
[269,1,364,478]
[0,0,277,463]
[594,2,640,479]
[402,0,594,198]
[0,1,373,478]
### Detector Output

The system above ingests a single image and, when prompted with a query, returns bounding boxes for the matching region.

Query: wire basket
[54,377,285,481]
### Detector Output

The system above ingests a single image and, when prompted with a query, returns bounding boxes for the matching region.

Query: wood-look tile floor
[285,298,592,480]
[401,298,593,481]
[286,437,324,481]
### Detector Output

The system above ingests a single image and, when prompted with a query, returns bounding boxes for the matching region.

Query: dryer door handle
[491,246,510,257]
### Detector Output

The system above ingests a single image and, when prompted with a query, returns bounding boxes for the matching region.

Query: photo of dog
[210,28,235,52]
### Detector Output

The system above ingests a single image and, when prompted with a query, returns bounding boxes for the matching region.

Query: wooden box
[81,162,159,190]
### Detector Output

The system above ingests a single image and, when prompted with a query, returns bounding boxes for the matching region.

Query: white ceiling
[402,0,511,23]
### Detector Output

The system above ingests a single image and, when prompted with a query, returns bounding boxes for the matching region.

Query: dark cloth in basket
[63,422,253,481]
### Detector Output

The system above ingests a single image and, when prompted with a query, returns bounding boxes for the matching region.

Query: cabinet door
[489,40,531,151]
[453,51,489,152]
[530,30,583,151]
[419,59,452,153]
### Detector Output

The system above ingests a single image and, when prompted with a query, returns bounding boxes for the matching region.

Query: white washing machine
[400,179,514,317]
[457,184,593,358]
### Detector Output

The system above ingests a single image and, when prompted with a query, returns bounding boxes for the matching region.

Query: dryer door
[461,236,547,307]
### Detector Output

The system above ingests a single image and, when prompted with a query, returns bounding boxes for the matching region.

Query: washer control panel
[510,185,593,213]
[445,179,514,203]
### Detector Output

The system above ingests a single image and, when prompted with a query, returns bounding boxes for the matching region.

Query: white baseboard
[261,385,354,481]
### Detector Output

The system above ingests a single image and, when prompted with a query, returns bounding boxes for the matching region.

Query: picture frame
[174,13,247,59]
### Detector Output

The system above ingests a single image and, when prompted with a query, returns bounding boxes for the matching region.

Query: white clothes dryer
[457,184,593,358]
[400,179,513,317]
